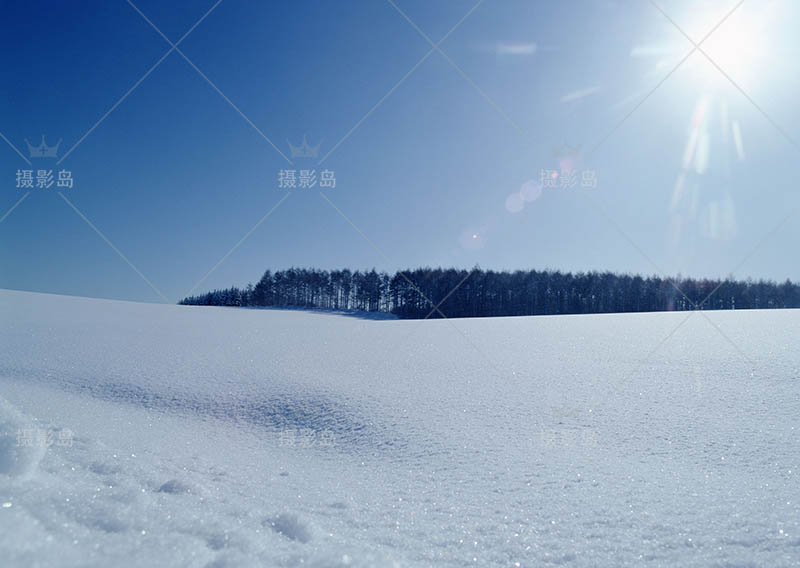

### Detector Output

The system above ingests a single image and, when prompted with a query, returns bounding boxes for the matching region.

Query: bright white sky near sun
[1,0,798,303]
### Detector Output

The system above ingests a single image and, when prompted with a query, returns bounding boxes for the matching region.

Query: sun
[648,1,782,247]
[681,2,774,88]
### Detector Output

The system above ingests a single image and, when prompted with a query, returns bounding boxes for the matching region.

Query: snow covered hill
[1,289,799,567]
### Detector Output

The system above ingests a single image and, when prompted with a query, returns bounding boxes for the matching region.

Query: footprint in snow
[157,479,195,494]
[265,512,312,543]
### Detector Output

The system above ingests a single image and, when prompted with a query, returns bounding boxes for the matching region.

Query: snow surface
[1,288,799,567]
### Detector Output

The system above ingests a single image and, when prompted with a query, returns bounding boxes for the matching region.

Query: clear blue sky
[1,0,798,303]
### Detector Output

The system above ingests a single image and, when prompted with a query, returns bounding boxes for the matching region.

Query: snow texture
[0,396,45,478]
[1,289,799,567]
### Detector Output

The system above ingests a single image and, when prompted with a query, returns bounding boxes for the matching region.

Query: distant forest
[179,267,800,319]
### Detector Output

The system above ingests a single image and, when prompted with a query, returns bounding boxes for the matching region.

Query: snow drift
[1,289,799,567]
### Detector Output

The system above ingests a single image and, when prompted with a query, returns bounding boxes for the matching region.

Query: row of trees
[179,267,800,319]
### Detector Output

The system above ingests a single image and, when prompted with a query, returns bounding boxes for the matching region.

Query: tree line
[178,267,800,318]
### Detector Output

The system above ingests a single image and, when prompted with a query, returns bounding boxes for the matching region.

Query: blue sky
[1,0,799,303]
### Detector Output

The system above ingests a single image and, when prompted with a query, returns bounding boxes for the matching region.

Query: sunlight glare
[683,2,774,87]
